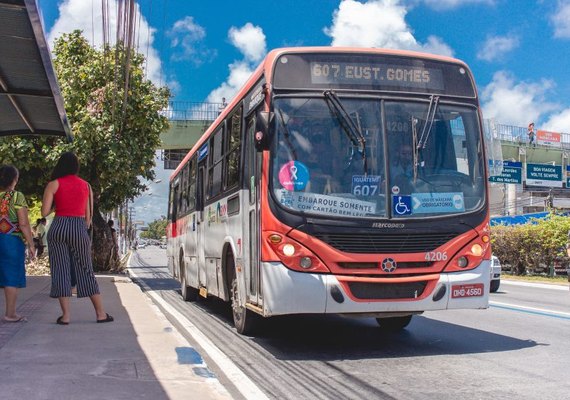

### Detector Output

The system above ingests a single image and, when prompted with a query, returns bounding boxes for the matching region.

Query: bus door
[196,160,208,292]
[246,116,262,305]
[168,181,179,278]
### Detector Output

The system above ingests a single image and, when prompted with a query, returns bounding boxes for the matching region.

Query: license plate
[199,287,208,298]
[451,283,484,298]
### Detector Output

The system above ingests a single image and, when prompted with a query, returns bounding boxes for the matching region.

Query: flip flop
[3,316,27,323]
[56,316,69,325]
[97,313,114,323]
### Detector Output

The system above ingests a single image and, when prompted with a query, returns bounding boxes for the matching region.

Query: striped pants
[47,217,100,298]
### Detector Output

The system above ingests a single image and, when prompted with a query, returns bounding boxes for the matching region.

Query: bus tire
[376,315,412,331]
[180,257,198,302]
[230,275,257,335]
[490,280,500,293]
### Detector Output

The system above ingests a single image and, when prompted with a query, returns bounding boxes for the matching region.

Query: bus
[167,47,491,334]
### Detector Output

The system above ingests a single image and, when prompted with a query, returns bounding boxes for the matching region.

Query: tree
[0,30,170,271]
[140,217,168,240]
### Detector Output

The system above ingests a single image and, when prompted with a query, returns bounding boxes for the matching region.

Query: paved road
[130,248,570,400]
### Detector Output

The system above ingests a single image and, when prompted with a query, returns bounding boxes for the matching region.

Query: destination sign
[310,62,444,90]
[489,161,522,184]
[272,53,476,97]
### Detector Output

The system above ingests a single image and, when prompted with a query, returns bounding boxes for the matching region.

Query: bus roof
[170,47,472,180]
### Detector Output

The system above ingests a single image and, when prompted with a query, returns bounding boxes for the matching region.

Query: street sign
[526,163,562,187]
[489,161,522,184]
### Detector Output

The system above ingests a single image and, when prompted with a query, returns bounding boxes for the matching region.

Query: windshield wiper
[412,95,439,182]
[276,108,298,160]
[417,95,439,150]
[323,90,368,174]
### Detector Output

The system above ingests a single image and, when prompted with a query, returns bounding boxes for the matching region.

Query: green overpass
[159,102,221,168]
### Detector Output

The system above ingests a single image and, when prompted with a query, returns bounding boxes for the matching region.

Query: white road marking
[128,266,269,400]
[490,301,570,319]
[501,280,569,291]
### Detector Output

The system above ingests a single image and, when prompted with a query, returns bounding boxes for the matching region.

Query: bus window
[385,102,485,216]
[187,157,196,211]
[225,106,242,189]
[208,127,224,198]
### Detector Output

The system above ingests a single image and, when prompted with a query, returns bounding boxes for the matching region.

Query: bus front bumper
[260,260,491,317]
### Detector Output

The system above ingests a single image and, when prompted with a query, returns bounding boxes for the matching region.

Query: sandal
[3,315,27,323]
[56,316,69,325]
[96,313,114,323]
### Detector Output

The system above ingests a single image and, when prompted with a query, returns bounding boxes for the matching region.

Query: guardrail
[162,101,224,121]
[492,122,570,150]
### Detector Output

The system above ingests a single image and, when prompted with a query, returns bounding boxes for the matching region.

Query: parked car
[490,255,501,293]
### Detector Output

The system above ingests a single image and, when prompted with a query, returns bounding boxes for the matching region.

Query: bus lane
[131,248,570,400]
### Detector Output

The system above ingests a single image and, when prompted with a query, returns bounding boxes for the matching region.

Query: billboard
[536,130,561,147]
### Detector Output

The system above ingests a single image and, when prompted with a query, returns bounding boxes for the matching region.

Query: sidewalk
[0,274,232,400]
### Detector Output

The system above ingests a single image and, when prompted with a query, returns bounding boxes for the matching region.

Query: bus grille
[313,232,456,253]
[347,281,428,300]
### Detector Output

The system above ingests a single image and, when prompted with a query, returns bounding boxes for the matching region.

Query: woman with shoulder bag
[0,165,35,322]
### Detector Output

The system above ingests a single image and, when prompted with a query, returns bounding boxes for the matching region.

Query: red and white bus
[167,47,491,334]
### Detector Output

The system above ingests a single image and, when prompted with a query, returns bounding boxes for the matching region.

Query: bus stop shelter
[0,0,71,140]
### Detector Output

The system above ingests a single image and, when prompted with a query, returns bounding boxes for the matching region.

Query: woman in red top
[41,152,113,325]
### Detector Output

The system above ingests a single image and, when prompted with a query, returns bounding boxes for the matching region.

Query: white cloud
[421,0,495,11]
[133,151,171,224]
[481,71,559,126]
[543,109,570,133]
[228,23,267,63]
[552,1,570,38]
[324,0,453,57]
[168,16,215,64]
[205,24,267,103]
[477,34,520,62]
[47,0,165,87]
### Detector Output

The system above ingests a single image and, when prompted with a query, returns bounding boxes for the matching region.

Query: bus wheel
[490,280,500,293]
[376,315,412,331]
[230,276,257,335]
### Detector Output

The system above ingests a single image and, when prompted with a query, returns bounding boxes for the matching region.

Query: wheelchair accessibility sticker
[393,195,412,216]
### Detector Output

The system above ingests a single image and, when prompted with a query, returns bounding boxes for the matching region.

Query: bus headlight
[471,244,483,257]
[457,256,469,268]
[282,244,295,257]
[264,231,330,273]
[299,257,313,269]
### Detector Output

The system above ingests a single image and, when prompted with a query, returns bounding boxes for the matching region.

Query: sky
[36,0,570,223]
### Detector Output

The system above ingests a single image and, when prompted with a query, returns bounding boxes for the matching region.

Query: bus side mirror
[255,111,272,151]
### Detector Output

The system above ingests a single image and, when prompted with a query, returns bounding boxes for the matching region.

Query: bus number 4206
[425,251,447,261]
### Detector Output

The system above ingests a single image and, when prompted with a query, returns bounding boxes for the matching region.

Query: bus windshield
[271,96,485,219]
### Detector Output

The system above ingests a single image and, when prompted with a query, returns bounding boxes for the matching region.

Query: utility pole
[128,207,136,246]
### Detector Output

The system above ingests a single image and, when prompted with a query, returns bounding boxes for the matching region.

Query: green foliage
[0,30,170,271]
[140,217,168,240]
[0,30,170,211]
[491,213,570,275]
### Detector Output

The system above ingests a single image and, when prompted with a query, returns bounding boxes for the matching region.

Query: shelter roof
[0,0,72,140]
